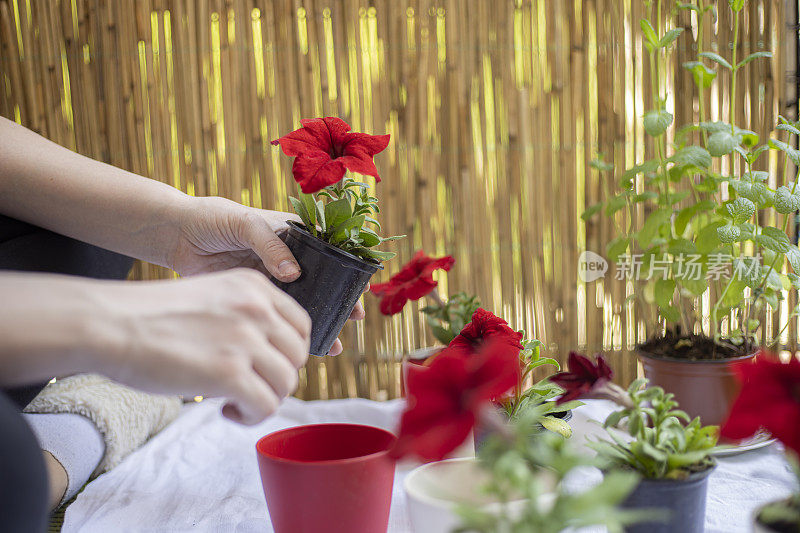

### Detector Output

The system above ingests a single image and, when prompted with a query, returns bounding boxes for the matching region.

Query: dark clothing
[0,391,49,533]
[0,214,133,531]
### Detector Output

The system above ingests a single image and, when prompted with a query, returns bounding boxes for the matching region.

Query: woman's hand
[0,270,312,425]
[168,196,366,355]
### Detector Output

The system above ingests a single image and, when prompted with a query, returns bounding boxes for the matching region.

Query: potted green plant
[582,0,793,425]
[392,340,646,533]
[553,353,719,533]
[271,117,404,355]
[720,353,800,533]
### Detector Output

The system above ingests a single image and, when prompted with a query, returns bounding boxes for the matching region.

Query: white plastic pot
[403,457,554,533]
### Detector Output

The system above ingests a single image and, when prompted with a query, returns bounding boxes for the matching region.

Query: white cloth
[62,398,798,533]
[24,374,182,473]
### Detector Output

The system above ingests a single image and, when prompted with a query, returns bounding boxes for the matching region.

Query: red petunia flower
[721,353,800,455]
[370,251,455,315]
[391,339,521,462]
[447,308,524,356]
[550,352,613,405]
[271,117,390,194]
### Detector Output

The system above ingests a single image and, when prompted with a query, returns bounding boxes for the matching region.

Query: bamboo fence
[0,0,794,400]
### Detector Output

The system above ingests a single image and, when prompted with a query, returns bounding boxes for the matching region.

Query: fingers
[349,300,365,320]
[328,338,343,356]
[266,324,309,369]
[252,344,301,398]
[220,367,280,425]
[267,287,312,342]
[241,213,301,282]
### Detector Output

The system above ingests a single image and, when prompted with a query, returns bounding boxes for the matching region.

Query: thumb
[241,213,301,282]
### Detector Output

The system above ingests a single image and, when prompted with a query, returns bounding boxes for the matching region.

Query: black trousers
[0,214,133,532]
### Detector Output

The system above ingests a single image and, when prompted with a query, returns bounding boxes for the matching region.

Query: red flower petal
[292,153,347,194]
[392,339,519,462]
[448,308,524,355]
[370,251,455,316]
[272,117,390,193]
[550,352,614,405]
[721,353,800,454]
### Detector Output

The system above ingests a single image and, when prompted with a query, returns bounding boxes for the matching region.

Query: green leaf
[590,157,614,172]
[726,197,756,224]
[605,194,629,216]
[288,196,315,233]
[643,109,673,137]
[729,0,745,12]
[721,279,747,308]
[638,209,671,248]
[708,130,738,156]
[315,199,326,229]
[786,247,800,273]
[769,138,800,166]
[717,223,741,243]
[540,416,573,438]
[324,198,352,230]
[695,220,725,253]
[777,123,800,137]
[640,19,659,51]
[729,180,774,208]
[669,145,712,168]
[755,226,791,253]
[655,279,676,308]
[736,51,772,69]
[358,229,381,247]
[683,61,717,89]
[352,247,396,262]
[581,202,603,221]
[675,200,715,235]
[607,237,630,261]
[329,214,366,244]
[774,185,800,214]
[699,51,733,70]
[659,28,684,48]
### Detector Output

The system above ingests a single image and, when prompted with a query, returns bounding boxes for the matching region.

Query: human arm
[0,268,310,425]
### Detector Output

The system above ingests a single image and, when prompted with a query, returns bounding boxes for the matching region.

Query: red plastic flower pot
[256,423,397,533]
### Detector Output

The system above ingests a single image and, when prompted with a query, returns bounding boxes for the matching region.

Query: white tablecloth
[62,397,798,532]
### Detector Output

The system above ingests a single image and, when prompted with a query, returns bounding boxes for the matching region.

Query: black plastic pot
[474,407,573,450]
[271,221,382,356]
[622,464,715,533]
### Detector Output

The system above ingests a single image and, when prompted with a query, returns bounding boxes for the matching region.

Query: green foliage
[421,292,481,345]
[497,340,581,438]
[289,176,404,263]
[757,497,800,532]
[455,409,650,533]
[588,379,718,479]
[581,1,799,345]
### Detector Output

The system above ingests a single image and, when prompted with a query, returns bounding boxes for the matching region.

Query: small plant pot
[256,423,396,533]
[404,457,555,533]
[752,498,800,533]
[621,465,715,533]
[637,348,757,426]
[272,221,382,356]
[473,408,573,450]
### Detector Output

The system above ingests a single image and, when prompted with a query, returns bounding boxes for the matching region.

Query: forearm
[0,272,119,387]
[0,117,189,266]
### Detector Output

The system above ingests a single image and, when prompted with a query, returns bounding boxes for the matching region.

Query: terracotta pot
[637,349,757,426]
